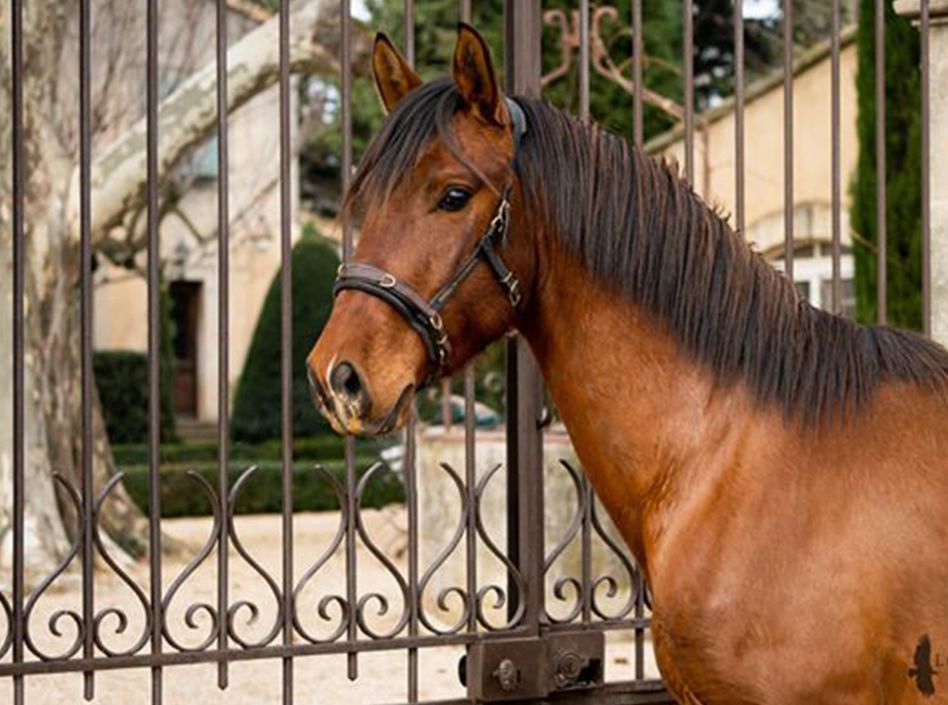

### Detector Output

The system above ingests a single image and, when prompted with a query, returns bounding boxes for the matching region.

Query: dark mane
[348,78,948,425]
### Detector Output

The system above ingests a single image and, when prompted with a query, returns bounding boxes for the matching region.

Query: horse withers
[308,24,948,705]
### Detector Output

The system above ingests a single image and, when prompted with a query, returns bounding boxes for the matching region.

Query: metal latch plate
[464,632,604,702]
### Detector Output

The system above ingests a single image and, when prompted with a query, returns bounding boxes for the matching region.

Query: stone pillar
[895,1,948,344]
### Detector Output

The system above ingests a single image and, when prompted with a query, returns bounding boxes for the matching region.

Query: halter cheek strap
[333,97,528,381]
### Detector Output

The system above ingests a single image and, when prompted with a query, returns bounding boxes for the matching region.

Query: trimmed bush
[94,350,176,444]
[110,435,361,466]
[231,236,340,442]
[851,0,922,329]
[120,460,404,517]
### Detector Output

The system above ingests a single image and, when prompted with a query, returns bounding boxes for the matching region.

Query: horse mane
[347,78,948,426]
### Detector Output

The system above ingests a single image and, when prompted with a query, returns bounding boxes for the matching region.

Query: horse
[307,24,948,705]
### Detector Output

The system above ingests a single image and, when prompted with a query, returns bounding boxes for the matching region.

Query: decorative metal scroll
[543,460,641,625]
[542,5,685,121]
[1,453,536,668]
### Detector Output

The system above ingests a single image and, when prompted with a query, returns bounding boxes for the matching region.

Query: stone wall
[416,425,639,630]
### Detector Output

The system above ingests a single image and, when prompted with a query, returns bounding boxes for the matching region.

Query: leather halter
[333,97,528,381]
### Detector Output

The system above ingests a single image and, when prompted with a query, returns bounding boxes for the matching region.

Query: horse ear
[372,33,422,113]
[452,23,506,126]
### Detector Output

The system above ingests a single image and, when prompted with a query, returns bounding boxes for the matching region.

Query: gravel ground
[18,509,659,703]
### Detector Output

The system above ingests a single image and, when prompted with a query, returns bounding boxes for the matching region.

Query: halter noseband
[333,97,528,381]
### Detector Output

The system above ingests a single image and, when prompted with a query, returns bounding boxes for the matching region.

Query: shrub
[110,435,382,466]
[231,235,340,442]
[94,350,176,444]
[851,0,922,329]
[120,460,403,518]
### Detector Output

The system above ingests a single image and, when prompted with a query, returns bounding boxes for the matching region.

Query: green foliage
[303,1,846,198]
[541,0,682,139]
[850,0,921,329]
[94,351,176,443]
[120,461,403,518]
[231,235,340,442]
[110,435,367,466]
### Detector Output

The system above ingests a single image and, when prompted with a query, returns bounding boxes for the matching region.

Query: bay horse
[308,25,948,705]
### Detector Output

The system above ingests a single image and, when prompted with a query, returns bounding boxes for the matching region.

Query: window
[772,241,855,317]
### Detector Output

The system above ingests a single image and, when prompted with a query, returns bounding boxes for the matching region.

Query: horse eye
[438,187,472,212]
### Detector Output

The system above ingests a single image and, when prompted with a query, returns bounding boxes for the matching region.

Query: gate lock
[460,632,604,702]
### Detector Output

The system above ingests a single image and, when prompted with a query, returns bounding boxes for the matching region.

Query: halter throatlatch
[332,97,527,381]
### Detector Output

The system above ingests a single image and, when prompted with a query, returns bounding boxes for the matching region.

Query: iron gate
[1,0,936,703]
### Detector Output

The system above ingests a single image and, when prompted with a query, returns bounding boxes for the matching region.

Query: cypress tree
[231,233,340,442]
[851,0,922,329]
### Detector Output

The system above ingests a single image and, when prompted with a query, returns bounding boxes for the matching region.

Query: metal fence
[1,0,935,704]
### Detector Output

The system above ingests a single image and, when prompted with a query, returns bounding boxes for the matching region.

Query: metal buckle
[436,338,449,367]
[501,273,521,307]
[489,198,510,233]
[378,273,397,288]
[429,313,444,331]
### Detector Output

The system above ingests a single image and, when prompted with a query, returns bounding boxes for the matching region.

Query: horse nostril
[330,361,364,403]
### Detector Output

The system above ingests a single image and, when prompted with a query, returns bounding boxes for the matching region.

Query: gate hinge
[460,632,604,702]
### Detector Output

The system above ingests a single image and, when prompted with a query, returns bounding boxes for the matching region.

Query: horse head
[307,25,535,435]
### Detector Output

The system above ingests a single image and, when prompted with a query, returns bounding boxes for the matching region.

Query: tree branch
[70,0,344,245]
[227,0,274,24]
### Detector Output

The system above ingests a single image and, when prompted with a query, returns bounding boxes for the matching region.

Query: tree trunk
[0,0,352,586]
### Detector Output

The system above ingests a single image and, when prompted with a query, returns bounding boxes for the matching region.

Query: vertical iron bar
[80,0,96,698]
[579,0,590,120]
[734,0,745,235]
[683,0,694,183]
[146,0,163,700]
[580,479,592,623]
[216,0,231,691]
[831,0,842,314]
[11,0,25,702]
[632,0,645,676]
[403,4,418,701]
[503,0,543,632]
[920,0,931,336]
[405,414,418,701]
[874,0,886,323]
[783,0,794,282]
[463,365,477,633]
[459,0,476,641]
[632,0,643,148]
[404,0,415,66]
[340,0,358,682]
[279,1,294,703]
[577,0,592,627]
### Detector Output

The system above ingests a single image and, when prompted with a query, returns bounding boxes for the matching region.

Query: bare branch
[69,0,343,245]
[227,0,273,23]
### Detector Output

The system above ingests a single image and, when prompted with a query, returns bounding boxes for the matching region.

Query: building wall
[93,5,302,422]
[649,35,859,256]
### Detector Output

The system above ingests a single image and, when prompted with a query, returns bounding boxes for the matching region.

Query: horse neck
[517,242,758,567]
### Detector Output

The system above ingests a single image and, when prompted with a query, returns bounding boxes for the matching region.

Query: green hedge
[110,435,357,466]
[94,350,176,444]
[231,236,340,442]
[120,460,403,518]
[851,0,923,329]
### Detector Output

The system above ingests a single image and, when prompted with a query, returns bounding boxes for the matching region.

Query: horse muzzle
[306,360,414,437]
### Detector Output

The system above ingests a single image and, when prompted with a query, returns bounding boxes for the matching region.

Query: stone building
[648,27,859,315]
[93,2,302,427]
